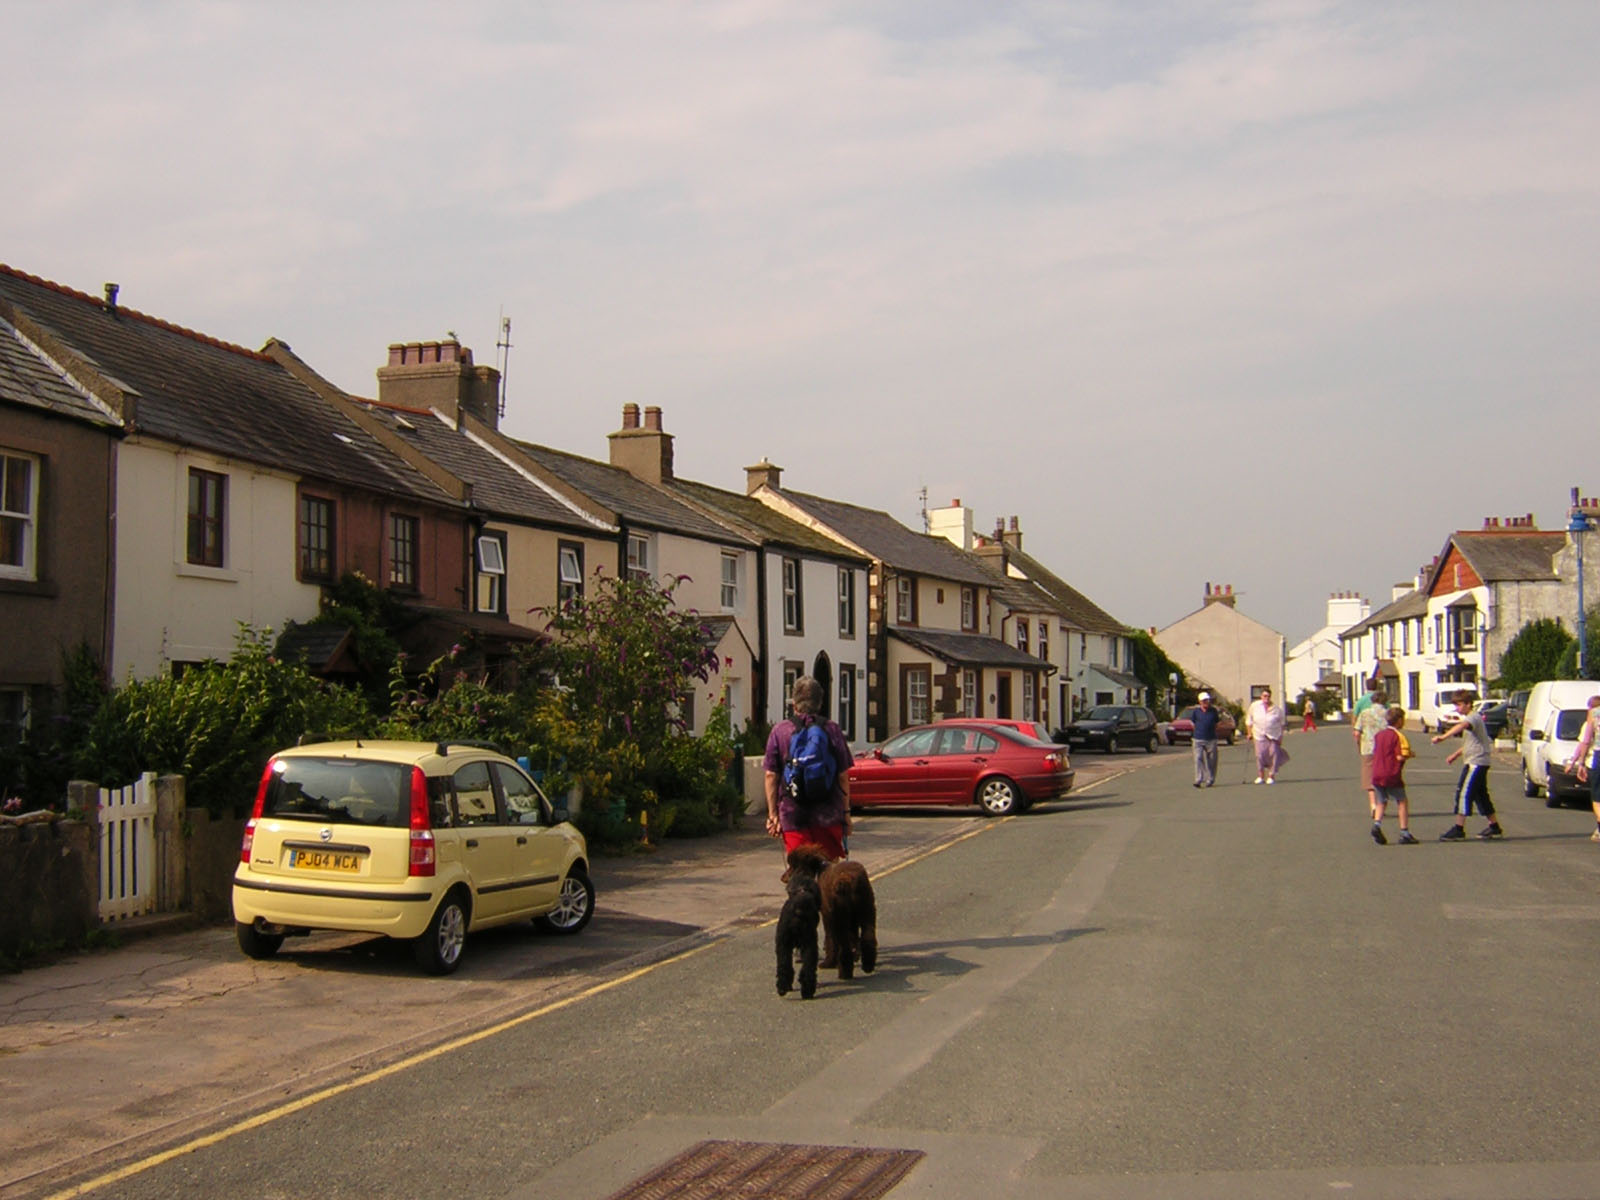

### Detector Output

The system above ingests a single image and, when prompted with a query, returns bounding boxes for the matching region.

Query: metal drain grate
[603,1139,925,1200]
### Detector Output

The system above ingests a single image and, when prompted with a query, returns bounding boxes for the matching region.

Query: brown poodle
[819,858,878,980]
[776,845,827,999]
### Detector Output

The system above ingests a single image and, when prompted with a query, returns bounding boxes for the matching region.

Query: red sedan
[847,720,1075,817]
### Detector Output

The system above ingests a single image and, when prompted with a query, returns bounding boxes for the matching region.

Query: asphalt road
[9,730,1600,1200]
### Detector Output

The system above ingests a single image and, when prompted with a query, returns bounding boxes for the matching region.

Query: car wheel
[536,868,595,935]
[1523,767,1539,798]
[976,776,1020,817]
[1146,733,1159,753]
[414,890,469,975]
[235,921,283,960]
[1106,736,1119,754]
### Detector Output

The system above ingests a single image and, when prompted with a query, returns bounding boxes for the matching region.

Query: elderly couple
[1191,689,1289,787]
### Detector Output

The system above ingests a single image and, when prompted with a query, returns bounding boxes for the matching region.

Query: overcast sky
[6,1,1598,641]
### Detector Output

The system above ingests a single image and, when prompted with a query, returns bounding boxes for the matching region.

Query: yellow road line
[42,945,710,1200]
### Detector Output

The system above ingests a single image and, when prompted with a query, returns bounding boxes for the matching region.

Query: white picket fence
[99,771,157,921]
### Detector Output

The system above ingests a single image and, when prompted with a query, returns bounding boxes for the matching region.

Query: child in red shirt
[1370,705,1417,845]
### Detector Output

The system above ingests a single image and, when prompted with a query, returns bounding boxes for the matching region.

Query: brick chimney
[1202,581,1238,608]
[376,339,501,429]
[745,458,782,495]
[608,404,673,484]
[1002,515,1022,551]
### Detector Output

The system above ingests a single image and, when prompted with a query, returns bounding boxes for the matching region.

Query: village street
[5,731,1600,1200]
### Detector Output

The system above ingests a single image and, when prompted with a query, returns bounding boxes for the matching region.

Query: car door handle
[465,838,479,848]
[517,836,528,845]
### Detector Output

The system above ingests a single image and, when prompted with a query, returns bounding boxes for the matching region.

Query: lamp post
[1169,671,1178,720]
[1570,487,1593,680]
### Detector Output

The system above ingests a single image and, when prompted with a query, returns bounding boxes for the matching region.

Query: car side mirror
[550,803,571,824]
[874,747,887,760]
[1529,729,1544,741]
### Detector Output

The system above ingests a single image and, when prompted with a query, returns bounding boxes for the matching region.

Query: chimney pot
[103,282,119,311]
[622,403,640,430]
[644,405,663,431]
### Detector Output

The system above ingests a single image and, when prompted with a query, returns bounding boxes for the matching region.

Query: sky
[6,1,1598,643]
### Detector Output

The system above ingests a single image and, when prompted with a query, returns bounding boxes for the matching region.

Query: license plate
[289,848,363,873]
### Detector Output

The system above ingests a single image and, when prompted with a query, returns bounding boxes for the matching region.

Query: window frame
[720,551,739,610]
[960,586,976,631]
[782,556,803,633]
[902,663,931,726]
[186,467,226,568]
[474,530,507,616]
[626,533,651,582]
[388,512,420,591]
[895,574,917,624]
[558,541,584,607]
[297,492,336,583]
[838,666,857,741]
[960,668,978,718]
[0,450,40,581]
[837,567,856,637]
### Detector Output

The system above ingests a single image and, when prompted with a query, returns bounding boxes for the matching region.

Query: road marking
[39,945,712,1200]
[1443,903,1600,920]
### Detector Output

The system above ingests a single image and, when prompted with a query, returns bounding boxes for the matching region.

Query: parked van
[1518,680,1600,797]
[1421,684,1480,733]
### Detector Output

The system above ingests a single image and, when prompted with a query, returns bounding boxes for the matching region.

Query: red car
[847,720,1075,817]
[1165,705,1237,746]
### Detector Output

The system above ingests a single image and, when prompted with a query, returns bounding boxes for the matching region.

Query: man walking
[1246,687,1287,784]
[1191,692,1222,787]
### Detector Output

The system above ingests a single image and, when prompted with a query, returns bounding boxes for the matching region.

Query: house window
[558,541,584,606]
[782,557,802,633]
[838,667,856,741]
[1017,621,1030,654]
[782,661,803,718]
[895,575,916,623]
[389,513,419,590]
[903,665,931,726]
[186,468,226,567]
[1457,616,1476,650]
[961,668,978,717]
[1022,676,1036,721]
[960,587,976,631]
[721,552,739,610]
[838,568,855,637]
[297,494,335,582]
[475,532,506,615]
[0,451,39,580]
[1107,639,1118,668]
[627,533,650,581]
[1038,620,1049,661]
[0,687,28,745]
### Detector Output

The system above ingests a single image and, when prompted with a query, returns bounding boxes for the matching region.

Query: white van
[1518,680,1600,795]
[1422,684,1480,733]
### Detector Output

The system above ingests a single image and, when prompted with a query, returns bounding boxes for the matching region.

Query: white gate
[99,771,157,921]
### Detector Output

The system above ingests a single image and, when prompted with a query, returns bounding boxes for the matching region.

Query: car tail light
[408,766,435,877]
[240,758,275,863]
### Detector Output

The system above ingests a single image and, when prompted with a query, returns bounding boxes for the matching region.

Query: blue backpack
[782,719,836,807]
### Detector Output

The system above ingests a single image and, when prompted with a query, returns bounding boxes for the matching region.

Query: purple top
[762,717,854,831]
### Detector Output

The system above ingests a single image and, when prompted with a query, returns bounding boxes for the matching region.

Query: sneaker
[1371,822,1387,845]
[1254,776,1264,784]
[1398,830,1419,845]
[1590,828,1599,842]
[1439,825,1466,841]
[1192,781,1202,788]
[1477,823,1504,840]
[1265,777,1276,785]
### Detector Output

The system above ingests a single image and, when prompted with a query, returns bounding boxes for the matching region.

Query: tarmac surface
[0,752,1142,1198]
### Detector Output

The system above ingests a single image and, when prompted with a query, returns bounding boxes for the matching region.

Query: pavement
[0,753,1145,1198]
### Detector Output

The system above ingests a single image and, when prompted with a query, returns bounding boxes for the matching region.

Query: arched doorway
[811,652,833,720]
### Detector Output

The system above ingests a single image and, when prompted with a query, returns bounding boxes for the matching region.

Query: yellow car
[232,739,592,974]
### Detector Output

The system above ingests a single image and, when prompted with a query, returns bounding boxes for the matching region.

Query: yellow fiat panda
[232,739,592,974]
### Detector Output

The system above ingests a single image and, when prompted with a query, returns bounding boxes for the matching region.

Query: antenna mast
[918,485,929,533]
[495,310,513,419]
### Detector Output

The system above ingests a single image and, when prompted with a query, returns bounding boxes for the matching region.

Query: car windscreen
[262,758,412,827]
[1554,709,1588,741]
[1083,707,1118,720]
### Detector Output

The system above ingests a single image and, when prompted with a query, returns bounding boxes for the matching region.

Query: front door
[812,653,833,720]
[996,672,1013,718]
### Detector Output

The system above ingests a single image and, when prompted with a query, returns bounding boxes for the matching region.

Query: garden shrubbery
[1,574,748,849]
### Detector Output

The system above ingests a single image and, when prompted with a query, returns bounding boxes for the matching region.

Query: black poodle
[775,845,827,999]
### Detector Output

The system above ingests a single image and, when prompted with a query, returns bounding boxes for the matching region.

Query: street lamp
[1168,671,1179,719]
[1569,486,1593,679]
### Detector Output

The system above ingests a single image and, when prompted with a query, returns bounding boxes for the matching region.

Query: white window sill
[175,562,240,583]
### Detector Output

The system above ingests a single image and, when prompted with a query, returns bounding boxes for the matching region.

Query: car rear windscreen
[263,758,411,826]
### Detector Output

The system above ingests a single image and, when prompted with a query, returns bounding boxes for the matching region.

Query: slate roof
[358,403,610,533]
[1435,531,1564,587]
[776,491,994,586]
[998,544,1129,635]
[891,627,1057,672]
[0,265,457,508]
[975,557,1059,617]
[512,442,752,546]
[0,315,120,428]
[1341,587,1428,639]
[671,479,867,563]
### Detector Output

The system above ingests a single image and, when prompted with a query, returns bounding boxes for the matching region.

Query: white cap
[1198,691,1211,701]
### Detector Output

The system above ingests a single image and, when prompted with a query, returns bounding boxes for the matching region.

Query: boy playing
[1369,705,1417,844]
[1431,688,1503,840]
